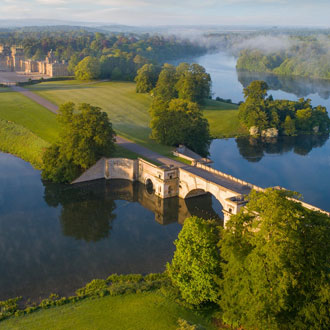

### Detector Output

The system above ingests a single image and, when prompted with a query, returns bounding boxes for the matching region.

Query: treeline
[238,81,330,136]
[0,29,205,80]
[236,36,330,80]
[135,62,212,156]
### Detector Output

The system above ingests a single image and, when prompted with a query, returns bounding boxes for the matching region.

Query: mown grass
[0,119,49,168]
[203,99,247,138]
[1,291,215,330]
[28,80,244,152]
[0,88,59,143]
[0,81,245,167]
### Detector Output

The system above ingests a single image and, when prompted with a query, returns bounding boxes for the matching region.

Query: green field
[0,88,59,143]
[0,119,49,168]
[28,80,243,153]
[1,291,215,330]
[0,81,244,167]
[203,100,247,138]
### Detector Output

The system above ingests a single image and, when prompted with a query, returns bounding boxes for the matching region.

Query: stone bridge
[73,157,330,226]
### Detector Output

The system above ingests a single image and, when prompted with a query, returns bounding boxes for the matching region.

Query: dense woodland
[0,29,205,81]
[236,36,330,80]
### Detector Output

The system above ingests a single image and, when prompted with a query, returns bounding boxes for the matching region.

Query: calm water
[194,51,330,110]
[0,153,221,301]
[193,51,330,212]
[1,52,330,302]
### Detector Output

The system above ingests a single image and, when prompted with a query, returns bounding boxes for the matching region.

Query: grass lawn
[28,80,244,154]
[0,119,49,168]
[0,88,59,143]
[1,291,215,330]
[203,100,247,138]
[0,81,245,166]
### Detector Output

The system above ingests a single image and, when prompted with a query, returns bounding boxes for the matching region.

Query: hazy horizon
[0,1,329,28]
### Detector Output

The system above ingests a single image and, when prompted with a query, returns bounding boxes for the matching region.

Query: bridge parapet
[195,162,264,192]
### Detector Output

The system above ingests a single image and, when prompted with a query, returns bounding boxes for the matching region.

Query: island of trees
[238,80,330,137]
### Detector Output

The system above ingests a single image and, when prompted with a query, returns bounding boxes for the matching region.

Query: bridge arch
[183,188,227,211]
[145,178,155,195]
[184,188,225,220]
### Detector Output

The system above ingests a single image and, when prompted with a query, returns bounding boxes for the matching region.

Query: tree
[42,102,116,183]
[67,54,80,75]
[167,216,222,306]
[135,64,160,93]
[283,115,296,136]
[150,98,211,156]
[243,80,269,100]
[220,189,330,330]
[153,63,178,103]
[175,63,211,104]
[75,56,101,80]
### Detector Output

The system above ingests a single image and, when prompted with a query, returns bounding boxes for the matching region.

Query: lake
[193,51,330,212]
[194,51,330,110]
[1,51,330,302]
[0,152,221,302]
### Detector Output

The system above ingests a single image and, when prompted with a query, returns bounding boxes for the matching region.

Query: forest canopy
[236,36,330,80]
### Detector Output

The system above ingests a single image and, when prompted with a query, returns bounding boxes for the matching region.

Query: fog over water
[192,51,330,212]
[194,51,330,110]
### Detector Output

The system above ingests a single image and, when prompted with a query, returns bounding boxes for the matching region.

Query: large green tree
[220,189,330,330]
[75,56,101,80]
[175,63,211,104]
[152,63,178,103]
[42,102,116,183]
[167,216,222,306]
[135,63,160,93]
[150,98,211,156]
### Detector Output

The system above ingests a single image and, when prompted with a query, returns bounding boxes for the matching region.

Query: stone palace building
[0,45,69,77]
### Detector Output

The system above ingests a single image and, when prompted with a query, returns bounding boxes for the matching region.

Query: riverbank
[1,291,215,330]
[0,273,216,330]
[0,81,243,168]
[0,119,48,169]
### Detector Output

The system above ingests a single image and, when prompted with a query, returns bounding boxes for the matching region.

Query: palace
[0,45,69,77]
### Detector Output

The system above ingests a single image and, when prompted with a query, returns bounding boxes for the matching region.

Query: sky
[0,0,329,27]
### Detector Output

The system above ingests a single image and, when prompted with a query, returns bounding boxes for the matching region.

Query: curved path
[10,85,59,114]
[10,85,184,167]
[8,85,330,216]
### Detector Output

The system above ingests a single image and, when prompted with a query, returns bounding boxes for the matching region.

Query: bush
[177,318,206,330]
[76,279,108,298]
[0,272,167,321]
[167,216,222,306]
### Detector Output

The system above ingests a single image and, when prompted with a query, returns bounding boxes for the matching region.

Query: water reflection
[44,181,117,242]
[237,70,330,100]
[236,135,329,162]
[43,179,222,242]
[0,152,224,302]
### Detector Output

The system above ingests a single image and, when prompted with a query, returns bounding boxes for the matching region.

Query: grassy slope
[203,99,247,138]
[27,80,176,155]
[28,80,244,154]
[0,81,244,166]
[0,119,49,168]
[1,291,215,330]
[0,88,59,143]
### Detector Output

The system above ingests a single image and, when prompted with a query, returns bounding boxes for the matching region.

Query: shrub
[167,216,222,306]
[177,318,206,330]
